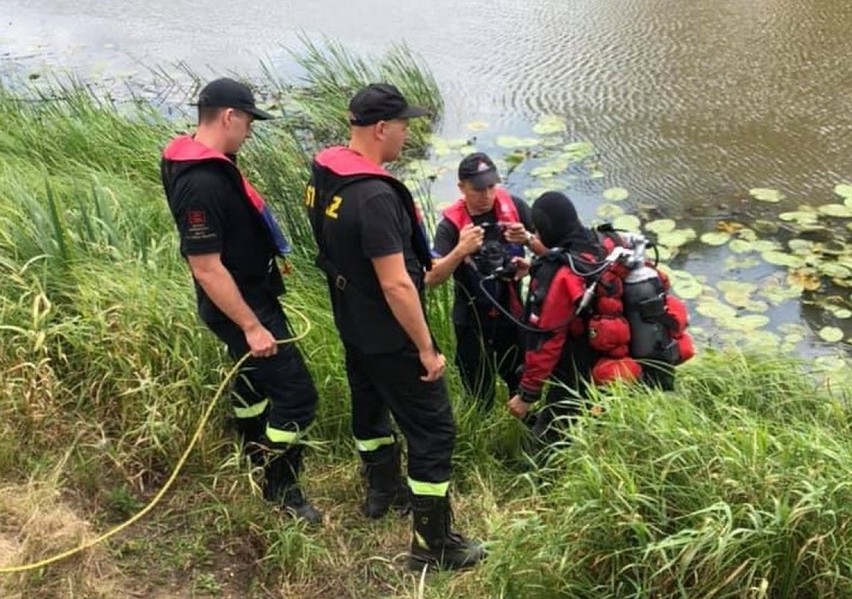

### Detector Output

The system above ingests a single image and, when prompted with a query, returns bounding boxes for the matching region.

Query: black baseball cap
[458,152,500,190]
[194,77,276,120]
[348,83,429,126]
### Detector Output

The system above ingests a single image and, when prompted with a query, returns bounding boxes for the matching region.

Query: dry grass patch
[0,482,124,598]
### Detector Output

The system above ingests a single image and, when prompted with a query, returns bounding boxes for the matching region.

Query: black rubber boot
[263,444,323,525]
[233,415,266,466]
[408,494,485,571]
[359,443,410,519]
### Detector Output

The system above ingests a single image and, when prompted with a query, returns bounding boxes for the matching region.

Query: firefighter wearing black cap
[161,78,322,523]
[305,83,484,571]
[426,153,543,409]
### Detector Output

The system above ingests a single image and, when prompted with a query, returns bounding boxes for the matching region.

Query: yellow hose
[0,304,312,574]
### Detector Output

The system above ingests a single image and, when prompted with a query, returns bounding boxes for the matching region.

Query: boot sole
[407,554,481,572]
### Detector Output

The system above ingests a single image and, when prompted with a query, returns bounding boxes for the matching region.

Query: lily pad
[405,160,442,180]
[737,330,783,352]
[717,280,757,307]
[446,137,474,149]
[833,183,852,199]
[644,219,677,234]
[724,255,761,270]
[779,211,819,225]
[728,239,754,254]
[736,228,759,242]
[533,115,567,135]
[818,204,852,218]
[817,262,852,279]
[465,121,489,132]
[752,240,782,253]
[669,270,702,299]
[813,356,852,390]
[562,142,595,161]
[814,240,848,256]
[504,151,527,167]
[749,188,784,203]
[430,137,452,157]
[761,251,805,268]
[787,239,815,254]
[589,170,606,179]
[603,187,630,202]
[530,162,567,178]
[783,332,805,345]
[824,305,852,319]
[700,231,731,246]
[612,214,641,231]
[597,204,625,219]
[696,299,738,320]
[759,274,804,304]
[778,323,808,336]
[753,220,780,235]
[657,228,697,248]
[719,314,771,331]
[497,135,540,149]
[817,326,844,343]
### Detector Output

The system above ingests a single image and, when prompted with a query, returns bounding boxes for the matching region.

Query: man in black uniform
[306,83,484,571]
[161,78,321,524]
[426,153,542,409]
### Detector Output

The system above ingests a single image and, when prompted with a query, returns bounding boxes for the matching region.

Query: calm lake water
[1,0,850,363]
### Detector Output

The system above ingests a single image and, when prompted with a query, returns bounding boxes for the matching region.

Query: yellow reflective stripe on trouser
[355,436,395,452]
[408,478,449,497]
[265,425,300,444]
[233,398,268,419]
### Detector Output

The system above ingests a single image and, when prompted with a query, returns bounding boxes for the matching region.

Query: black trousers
[454,318,522,409]
[528,336,596,444]
[205,301,318,447]
[345,343,455,485]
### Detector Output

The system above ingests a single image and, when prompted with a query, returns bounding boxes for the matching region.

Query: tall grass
[483,356,852,597]
[263,35,442,155]
[1,45,851,599]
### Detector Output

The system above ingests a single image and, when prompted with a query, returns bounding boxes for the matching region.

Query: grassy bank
[1,47,851,598]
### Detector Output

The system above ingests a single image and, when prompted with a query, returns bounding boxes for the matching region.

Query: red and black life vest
[161,135,291,256]
[442,188,526,319]
[309,146,431,273]
[443,187,520,229]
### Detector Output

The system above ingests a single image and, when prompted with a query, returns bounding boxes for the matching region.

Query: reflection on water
[1,0,850,360]
[2,0,849,206]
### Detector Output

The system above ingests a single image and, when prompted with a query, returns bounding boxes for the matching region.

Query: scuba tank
[620,235,680,365]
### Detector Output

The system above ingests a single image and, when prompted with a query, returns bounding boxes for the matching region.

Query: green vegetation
[1,44,851,598]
